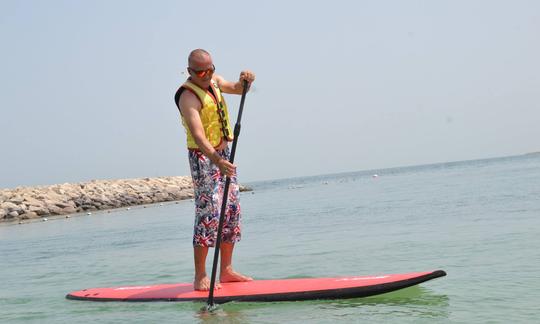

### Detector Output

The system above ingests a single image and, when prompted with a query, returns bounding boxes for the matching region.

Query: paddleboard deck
[66,270,445,302]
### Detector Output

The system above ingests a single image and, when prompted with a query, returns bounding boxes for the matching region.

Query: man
[174,49,255,291]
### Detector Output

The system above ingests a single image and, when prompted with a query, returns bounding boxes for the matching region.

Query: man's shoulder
[178,87,201,110]
[212,74,225,87]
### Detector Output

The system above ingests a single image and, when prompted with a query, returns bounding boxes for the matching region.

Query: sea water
[1,154,539,323]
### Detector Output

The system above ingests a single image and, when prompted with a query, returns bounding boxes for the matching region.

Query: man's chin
[192,79,211,88]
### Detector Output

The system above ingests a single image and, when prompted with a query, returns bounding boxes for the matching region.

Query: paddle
[206,79,249,309]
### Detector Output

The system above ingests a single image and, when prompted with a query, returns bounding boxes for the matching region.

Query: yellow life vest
[177,79,234,149]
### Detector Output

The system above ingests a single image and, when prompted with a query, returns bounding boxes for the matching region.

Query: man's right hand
[216,158,236,177]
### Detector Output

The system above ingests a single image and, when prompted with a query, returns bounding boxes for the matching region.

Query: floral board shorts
[188,147,241,247]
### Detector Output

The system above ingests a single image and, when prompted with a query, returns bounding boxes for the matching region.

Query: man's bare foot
[194,275,222,291]
[220,268,253,283]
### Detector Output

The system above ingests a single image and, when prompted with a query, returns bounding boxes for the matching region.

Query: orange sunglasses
[188,64,215,78]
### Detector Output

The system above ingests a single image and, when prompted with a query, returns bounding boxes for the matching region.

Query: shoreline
[0,176,251,224]
[0,200,182,226]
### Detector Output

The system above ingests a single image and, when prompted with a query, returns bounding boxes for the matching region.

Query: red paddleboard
[66,270,445,302]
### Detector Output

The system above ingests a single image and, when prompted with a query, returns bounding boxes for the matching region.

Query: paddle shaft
[207,80,248,307]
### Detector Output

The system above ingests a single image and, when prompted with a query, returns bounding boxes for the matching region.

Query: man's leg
[193,246,223,290]
[193,246,209,290]
[219,242,253,283]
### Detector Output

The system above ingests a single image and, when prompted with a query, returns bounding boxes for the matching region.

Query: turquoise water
[1,154,539,323]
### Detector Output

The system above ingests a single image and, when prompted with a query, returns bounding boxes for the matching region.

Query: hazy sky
[1,0,539,188]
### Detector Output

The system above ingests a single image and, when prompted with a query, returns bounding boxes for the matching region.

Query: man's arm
[178,91,236,176]
[214,70,256,95]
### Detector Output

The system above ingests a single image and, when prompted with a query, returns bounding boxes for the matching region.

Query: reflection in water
[319,286,449,318]
[192,286,449,323]
[195,302,250,324]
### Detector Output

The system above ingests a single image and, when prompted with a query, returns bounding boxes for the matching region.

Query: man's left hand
[239,70,256,87]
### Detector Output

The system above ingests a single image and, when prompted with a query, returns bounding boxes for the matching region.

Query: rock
[2,203,24,216]
[7,211,19,219]
[11,196,24,204]
[59,206,77,215]
[2,201,20,212]
[239,185,253,192]
[0,175,214,222]
[21,211,39,219]
[154,193,168,201]
[28,205,50,216]
[47,205,63,215]
[54,201,74,208]
[23,197,44,207]
[140,197,153,204]
[72,198,85,207]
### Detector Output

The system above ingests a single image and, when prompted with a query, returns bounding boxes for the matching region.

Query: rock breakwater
[0,176,250,223]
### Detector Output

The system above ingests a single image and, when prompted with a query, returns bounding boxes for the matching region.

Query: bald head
[188,49,211,67]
